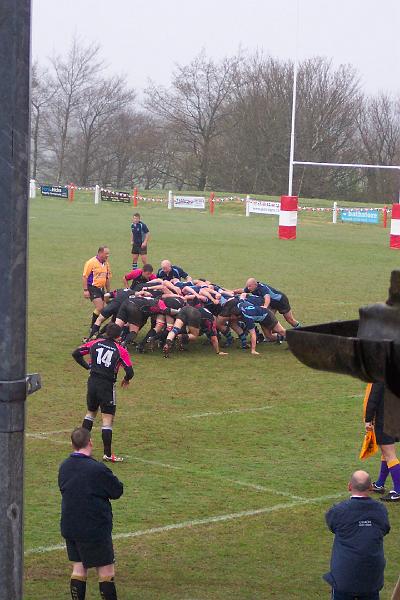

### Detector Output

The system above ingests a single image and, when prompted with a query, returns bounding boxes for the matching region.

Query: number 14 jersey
[78,338,133,382]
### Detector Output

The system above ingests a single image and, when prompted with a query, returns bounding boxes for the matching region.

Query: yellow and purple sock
[376,456,389,487]
[388,458,400,492]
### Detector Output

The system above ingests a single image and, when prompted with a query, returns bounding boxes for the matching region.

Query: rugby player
[163,305,227,357]
[115,296,175,347]
[123,263,158,290]
[72,323,133,463]
[131,213,149,269]
[88,288,136,339]
[237,278,300,328]
[82,247,112,334]
[157,260,191,282]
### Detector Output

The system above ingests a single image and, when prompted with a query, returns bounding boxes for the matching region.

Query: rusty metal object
[286,270,400,435]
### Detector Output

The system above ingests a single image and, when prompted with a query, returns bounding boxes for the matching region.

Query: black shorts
[176,306,201,329]
[88,285,104,301]
[66,536,114,568]
[87,376,116,415]
[270,293,291,314]
[374,422,399,445]
[101,299,122,320]
[259,309,278,330]
[117,303,147,327]
[131,244,147,255]
[164,296,185,310]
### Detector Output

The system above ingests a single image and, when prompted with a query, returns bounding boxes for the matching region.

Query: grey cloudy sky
[32,0,400,95]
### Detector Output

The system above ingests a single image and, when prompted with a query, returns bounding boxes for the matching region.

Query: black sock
[89,323,101,337]
[70,577,86,600]
[143,328,157,343]
[90,312,98,328]
[102,428,112,457]
[159,331,168,343]
[99,578,117,600]
[120,325,129,341]
[82,417,94,431]
[124,331,137,345]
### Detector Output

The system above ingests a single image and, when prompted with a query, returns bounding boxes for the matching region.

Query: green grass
[25,192,400,599]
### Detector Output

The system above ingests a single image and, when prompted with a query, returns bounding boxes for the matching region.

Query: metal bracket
[26,373,41,395]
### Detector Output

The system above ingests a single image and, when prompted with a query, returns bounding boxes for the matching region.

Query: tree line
[31,39,400,202]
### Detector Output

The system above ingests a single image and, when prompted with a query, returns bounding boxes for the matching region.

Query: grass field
[25,191,400,599]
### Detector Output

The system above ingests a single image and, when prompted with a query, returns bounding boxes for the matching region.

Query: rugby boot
[380,490,400,502]
[163,339,173,358]
[103,454,124,463]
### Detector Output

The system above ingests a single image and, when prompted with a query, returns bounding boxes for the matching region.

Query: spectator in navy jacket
[324,470,390,600]
[58,427,123,600]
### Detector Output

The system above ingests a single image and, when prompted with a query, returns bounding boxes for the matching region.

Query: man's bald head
[349,470,372,493]
[161,260,172,272]
[246,278,258,291]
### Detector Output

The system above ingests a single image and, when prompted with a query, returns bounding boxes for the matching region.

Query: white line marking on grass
[26,434,66,445]
[185,406,273,418]
[24,434,304,500]
[126,455,304,500]
[27,429,71,436]
[25,492,346,556]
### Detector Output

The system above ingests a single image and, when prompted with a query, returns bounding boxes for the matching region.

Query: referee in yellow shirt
[82,247,112,334]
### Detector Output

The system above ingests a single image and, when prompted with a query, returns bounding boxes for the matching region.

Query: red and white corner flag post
[390,204,400,249]
[279,195,298,239]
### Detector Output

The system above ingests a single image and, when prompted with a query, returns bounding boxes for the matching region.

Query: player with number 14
[72,323,134,463]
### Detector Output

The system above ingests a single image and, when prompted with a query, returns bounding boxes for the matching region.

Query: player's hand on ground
[121,379,130,388]
[365,421,374,432]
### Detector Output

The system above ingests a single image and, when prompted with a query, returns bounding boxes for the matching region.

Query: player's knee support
[172,326,181,335]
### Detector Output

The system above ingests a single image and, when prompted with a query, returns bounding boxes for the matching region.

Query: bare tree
[31,61,57,180]
[146,52,240,190]
[49,38,102,183]
[73,76,135,185]
[356,93,400,201]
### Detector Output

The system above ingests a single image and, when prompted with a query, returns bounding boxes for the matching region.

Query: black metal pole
[0,1,31,598]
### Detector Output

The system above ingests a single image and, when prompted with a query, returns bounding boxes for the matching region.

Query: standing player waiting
[72,323,134,463]
[82,246,112,335]
[131,213,149,269]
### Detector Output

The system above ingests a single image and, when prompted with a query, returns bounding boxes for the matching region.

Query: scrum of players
[82,250,301,358]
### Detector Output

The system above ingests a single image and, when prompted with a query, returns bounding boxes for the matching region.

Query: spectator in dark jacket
[58,427,123,600]
[324,470,390,600]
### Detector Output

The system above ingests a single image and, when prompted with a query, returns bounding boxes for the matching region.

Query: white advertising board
[174,195,206,209]
[246,199,280,216]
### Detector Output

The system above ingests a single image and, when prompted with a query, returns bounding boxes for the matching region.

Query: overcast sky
[32,0,400,95]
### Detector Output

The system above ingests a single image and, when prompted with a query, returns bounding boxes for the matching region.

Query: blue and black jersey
[237,299,277,330]
[157,265,188,281]
[131,221,149,246]
[244,282,283,302]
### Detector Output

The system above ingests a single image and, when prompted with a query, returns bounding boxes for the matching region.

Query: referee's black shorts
[66,536,115,568]
[88,285,104,301]
[87,376,116,416]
